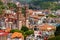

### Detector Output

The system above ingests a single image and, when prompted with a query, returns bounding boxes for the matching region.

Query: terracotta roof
[38,14,45,16]
[5,28,11,32]
[0,30,9,36]
[5,14,17,20]
[39,23,56,31]
[30,16,40,19]
[11,32,23,38]
[28,9,33,15]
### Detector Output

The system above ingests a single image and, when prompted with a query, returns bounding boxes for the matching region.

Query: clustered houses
[0,2,56,30]
[0,0,57,29]
[0,2,27,30]
[0,1,58,40]
[0,2,29,40]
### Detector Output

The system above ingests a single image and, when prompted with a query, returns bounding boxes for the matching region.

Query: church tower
[24,4,30,28]
[25,4,29,19]
[16,2,23,30]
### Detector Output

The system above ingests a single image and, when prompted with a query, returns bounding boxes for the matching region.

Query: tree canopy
[21,25,29,32]
[48,36,60,40]
[54,25,60,36]
[22,7,26,17]
[29,0,60,10]
[0,1,3,5]
[7,3,17,8]
[10,25,34,40]
[0,1,7,15]
[48,14,58,18]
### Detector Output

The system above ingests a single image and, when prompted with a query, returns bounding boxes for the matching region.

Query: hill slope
[48,36,60,40]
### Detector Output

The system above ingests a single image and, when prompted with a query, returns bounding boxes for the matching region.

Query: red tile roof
[39,23,56,31]
[30,16,40,19]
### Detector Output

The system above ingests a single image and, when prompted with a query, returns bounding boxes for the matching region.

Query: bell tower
[24,4,30,28]
[16,2,23,30]
[25,4,29,19]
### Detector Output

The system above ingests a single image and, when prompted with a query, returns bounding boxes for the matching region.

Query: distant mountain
[12,0,59,3]
[17,0,32,3]
[12,0,58,4]
[11,0,60,10]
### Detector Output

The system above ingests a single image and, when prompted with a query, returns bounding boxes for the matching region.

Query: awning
[0,30,9,36]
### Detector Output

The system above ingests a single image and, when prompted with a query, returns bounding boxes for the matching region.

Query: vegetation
[48,36,60,40]
[29,0,60,10]
[25,30,34,35]
[21,25,29,32]
[10,25,34,40]
[7,2,17,12]
[7,3,17,8]
[48,14,58,18]
[0,1,3,5]
[0,1,7,15]
[54,25,60,36]
[18,0,60,10]
[10,29,20,33]
[21,25,34,37]
[0,1,4,13]
[22,7,26,17]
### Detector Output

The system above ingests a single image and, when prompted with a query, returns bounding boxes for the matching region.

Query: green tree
[21,25,34,40]
[0,1,3,15]
[30,1,55,9]
[48,14,58,18]
[22,7,26,17]
[0,1,7,16]
[7,3,17,8]
[10,26,34,40]
[21,25,29,32]
[10,29,20,33]
[7,2,17,11]
[48,36,60,40]
[29,0,59,10]
[25,30,34,35]
[51,3,60,10]
[21,30,34,40]
[55,25,60,36]
[0,1,3,5]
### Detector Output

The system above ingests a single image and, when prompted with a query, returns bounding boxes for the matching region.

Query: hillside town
[0,0,60,40]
